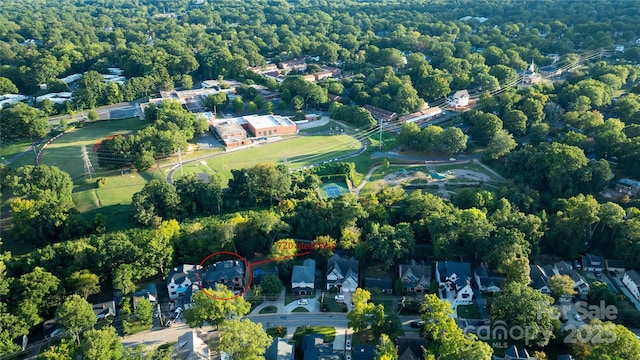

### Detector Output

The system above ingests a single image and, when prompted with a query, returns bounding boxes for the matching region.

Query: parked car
[346,355,352,360]
[297,299,309,305]
[410,321,425,328]
[609,271,617,277]
[335,295,345,302]
[46,328,64,339]
[345,338,352,351]
[575,314,582,322]
[595,271,602,279]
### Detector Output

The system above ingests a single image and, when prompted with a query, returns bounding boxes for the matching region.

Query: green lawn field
[40,118,149,179]
[175,134,362,184]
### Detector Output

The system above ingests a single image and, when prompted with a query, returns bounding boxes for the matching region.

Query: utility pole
[81,145,95,179]
[379,119,383,149]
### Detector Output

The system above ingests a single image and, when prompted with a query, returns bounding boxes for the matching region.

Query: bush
[122,320,131,335]
[96,177,107,188]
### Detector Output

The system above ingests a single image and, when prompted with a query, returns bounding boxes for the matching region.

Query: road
[47,100,141,124]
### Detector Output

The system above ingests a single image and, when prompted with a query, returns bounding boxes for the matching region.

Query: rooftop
[244,114,295,129]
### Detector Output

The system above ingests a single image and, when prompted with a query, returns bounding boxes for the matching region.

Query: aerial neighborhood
[2,0,640,360]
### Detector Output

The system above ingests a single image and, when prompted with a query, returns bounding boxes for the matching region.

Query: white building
[446,90,470,108]
[0,94,27,107]
[35,92,73,104]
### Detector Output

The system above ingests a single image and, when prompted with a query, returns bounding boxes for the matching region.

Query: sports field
[319,180,351,198]
[176,134,361,184]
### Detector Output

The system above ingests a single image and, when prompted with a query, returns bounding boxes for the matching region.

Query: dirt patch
[92,135,119,152]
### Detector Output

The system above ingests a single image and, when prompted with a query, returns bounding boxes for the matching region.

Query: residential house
[326,254,359,293]
[313,71,334,81]
[266,338,294,360]
[530,262,589,296]
[204,260,245,291]
[365,276,393,294]
[399,261,432,294]
[446,90,469,108]
[530,265,552,294]
[278,58,307,72]
[302,74,317,82]
[167,264,201,301]
[581,253,605,272]
[292,259,316,295]
[301,334,342,360]
[352,344,376,360]
[474,267,505,293]
[396,336,429,360]
[435,261,474,305]
[92,301,116,319]
[327,93,342,102]
[492,345,536,359]
[320,65,341,76]
[133,283,158,308]
[605,259,626,274]
[622,270,640,302]
[615,178,640,196]
[174,331,210,360]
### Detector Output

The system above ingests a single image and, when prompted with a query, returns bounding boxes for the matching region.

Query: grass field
[0,139,33,161]
[175,134,361,184]
[40,118,149,179]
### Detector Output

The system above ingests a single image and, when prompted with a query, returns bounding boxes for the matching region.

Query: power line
[81,145,96,179]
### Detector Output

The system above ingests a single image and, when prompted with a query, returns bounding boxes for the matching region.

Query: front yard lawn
[457,304,482,319]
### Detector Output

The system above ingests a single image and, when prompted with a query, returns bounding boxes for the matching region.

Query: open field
[0,139,33,161]
[175,134,361,184]
[40,118,148,179]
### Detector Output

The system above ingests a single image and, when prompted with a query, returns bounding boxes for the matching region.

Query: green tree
[365,223,415,270]
[232,96,245,112]
[206,92,228,114]
[490,282,557,347]
[374,334,398,360]
[0,77,18,93]
[259,274,283,297]
[112,264,136,295]
[56,294,97,345]
[67,270,100,299]
[38,339,77,360]
[572,319,640,360]
[484,129,517,160]
[503,109,527,137]
[134,298,154,325]
[81,327,123,360]
[184,284,251,328]
[587,281,616,307]
[439,127,467,154]
[420,294,492,360]
[547,274,576,299]
[467,111,503,146]
[131,180,180,225]
[218,318,272,360]
[1,102,49,140]
[87,110,99,121]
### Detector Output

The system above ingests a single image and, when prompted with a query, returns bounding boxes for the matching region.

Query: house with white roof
[446,90,470,108]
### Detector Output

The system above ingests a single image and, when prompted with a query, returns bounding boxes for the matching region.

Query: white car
[335,295,345,302]
[297,299,309,305]
[575,314,582,322]
[345,338,352,351]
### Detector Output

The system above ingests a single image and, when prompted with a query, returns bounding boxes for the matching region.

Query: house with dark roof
[167,265,201,301]
[92,301,116,319]
[265,338,294,360]
[492,345,536,359]
[435,261,473,305]
[133,283,158,308]
[396,336,429,360]
[204,260,245,291]
[399,261,432,294]
[301,334,342,360]
[581,253,605,272]
[622,270,640,302]
[292,259,316,295]
[326,254,359,293]
[530,265,552,294]
[474,267,505,293]
[605,259,626,273]
[174,331,210,360]
[363,104,398,123]
[365,276,393,294]
[530,262,589,296]
[352,344,376,360]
